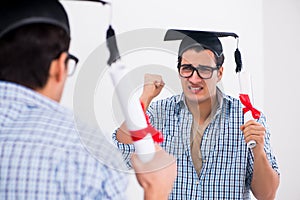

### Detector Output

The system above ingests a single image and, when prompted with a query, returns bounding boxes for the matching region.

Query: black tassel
[106,25,120,65]
[235,48,242,73]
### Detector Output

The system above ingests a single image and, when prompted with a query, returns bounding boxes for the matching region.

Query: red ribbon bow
[239,94,261,119]
[129,102,164,143]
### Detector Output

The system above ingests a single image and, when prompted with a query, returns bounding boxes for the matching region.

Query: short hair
[0,23,70,89]
[177,45,225,70]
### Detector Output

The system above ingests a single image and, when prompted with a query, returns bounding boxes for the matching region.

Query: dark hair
[0,23,70,89]
[177,45,225,70]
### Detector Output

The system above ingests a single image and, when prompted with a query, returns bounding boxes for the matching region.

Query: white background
[60,0,300,199]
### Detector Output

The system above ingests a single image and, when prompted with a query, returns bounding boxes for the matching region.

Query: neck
[186,95,218,125]
[35,80,63,103]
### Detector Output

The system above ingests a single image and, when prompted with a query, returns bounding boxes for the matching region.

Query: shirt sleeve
[112,128,135,169]
[54,151,128,200]
[146,102,158,126]
[93,162,129,200]
[258,113,280,175]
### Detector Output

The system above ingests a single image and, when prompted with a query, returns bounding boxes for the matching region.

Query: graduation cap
[0,0,70,39]
[164,29,243,72]
[0,0,119,66]
[0,0,109,39]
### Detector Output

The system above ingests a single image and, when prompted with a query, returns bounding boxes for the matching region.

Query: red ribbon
[239,94,261,119]
[129,102,164,143]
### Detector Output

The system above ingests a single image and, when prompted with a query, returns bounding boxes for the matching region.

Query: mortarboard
[0,0,118,65]
[164,29,242,72]
[0,0,109,39]
[0,0,70,39]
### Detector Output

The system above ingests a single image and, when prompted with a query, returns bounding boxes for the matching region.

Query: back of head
[0,0,71,89]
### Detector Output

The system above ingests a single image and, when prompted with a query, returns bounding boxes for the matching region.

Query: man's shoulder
[152,94,182,106]
[222,93,241,107]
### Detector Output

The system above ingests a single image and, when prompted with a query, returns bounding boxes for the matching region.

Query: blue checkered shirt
[113,89,280,200]
[0,81,128,200]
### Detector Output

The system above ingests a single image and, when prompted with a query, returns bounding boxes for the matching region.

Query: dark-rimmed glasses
[66,53,79,76]
[179,64,219,79]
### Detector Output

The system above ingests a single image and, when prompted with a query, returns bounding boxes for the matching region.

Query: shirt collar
[174,86,234,111]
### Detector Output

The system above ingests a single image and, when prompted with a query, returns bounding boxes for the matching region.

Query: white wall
[263,0,300,199]
[59,0,299,199]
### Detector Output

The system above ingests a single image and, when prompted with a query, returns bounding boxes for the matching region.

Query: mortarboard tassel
[235,46,260,149]
[106,25,120,65]
[235,48,242,73]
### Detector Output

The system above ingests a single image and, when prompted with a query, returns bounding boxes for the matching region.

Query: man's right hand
[131,145,177,200]
[140,73,165,111]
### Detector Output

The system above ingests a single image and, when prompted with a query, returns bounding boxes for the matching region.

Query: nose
[188,70,203,83]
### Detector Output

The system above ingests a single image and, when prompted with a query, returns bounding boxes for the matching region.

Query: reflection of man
[114,30,280,199]
[0,1,176,199]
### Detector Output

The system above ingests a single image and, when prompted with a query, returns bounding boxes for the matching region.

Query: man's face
[179,49,223,104]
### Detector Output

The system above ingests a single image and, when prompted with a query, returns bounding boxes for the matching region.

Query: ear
[217,66,224,82]
[49,52,68,83]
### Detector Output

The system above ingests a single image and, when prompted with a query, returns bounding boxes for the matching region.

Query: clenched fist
[140,73,165,110]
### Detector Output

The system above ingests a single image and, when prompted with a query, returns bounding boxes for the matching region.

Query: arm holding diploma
[235,48,279,199]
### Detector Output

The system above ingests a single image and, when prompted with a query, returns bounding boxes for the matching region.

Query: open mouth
[188,86,204,93]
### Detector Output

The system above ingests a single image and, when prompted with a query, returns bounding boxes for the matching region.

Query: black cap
[164,29,243,72]
[0,0,70,39]
[0,0,111,40]
[164,29,238,57]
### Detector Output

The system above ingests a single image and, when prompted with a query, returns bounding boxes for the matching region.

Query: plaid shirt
[113,89,279,200]
[0,81,128,200]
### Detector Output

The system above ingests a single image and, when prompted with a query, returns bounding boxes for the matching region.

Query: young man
[114,30,280,199]
[0,1,176,199]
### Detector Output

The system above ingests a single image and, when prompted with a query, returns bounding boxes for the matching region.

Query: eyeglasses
[179,64,219,79]
[66,53,79,76]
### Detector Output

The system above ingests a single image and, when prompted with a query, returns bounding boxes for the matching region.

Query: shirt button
[196,181,199,184]
[203,159,207,163]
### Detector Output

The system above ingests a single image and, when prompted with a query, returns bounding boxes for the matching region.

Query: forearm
[251,150,280,200]
[116,122,133,144]
[140,95,152,112]
[144,188,169,200]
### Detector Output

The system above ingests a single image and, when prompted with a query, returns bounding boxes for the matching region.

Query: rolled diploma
[109,61,155,162]
[239,71,257,149]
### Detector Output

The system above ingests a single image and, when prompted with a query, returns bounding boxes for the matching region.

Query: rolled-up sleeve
[112,128,135,169]
[259,113,280,175]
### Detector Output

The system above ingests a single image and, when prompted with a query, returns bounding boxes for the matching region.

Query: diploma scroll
[238,71,261,149]
[107,26,163,163]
